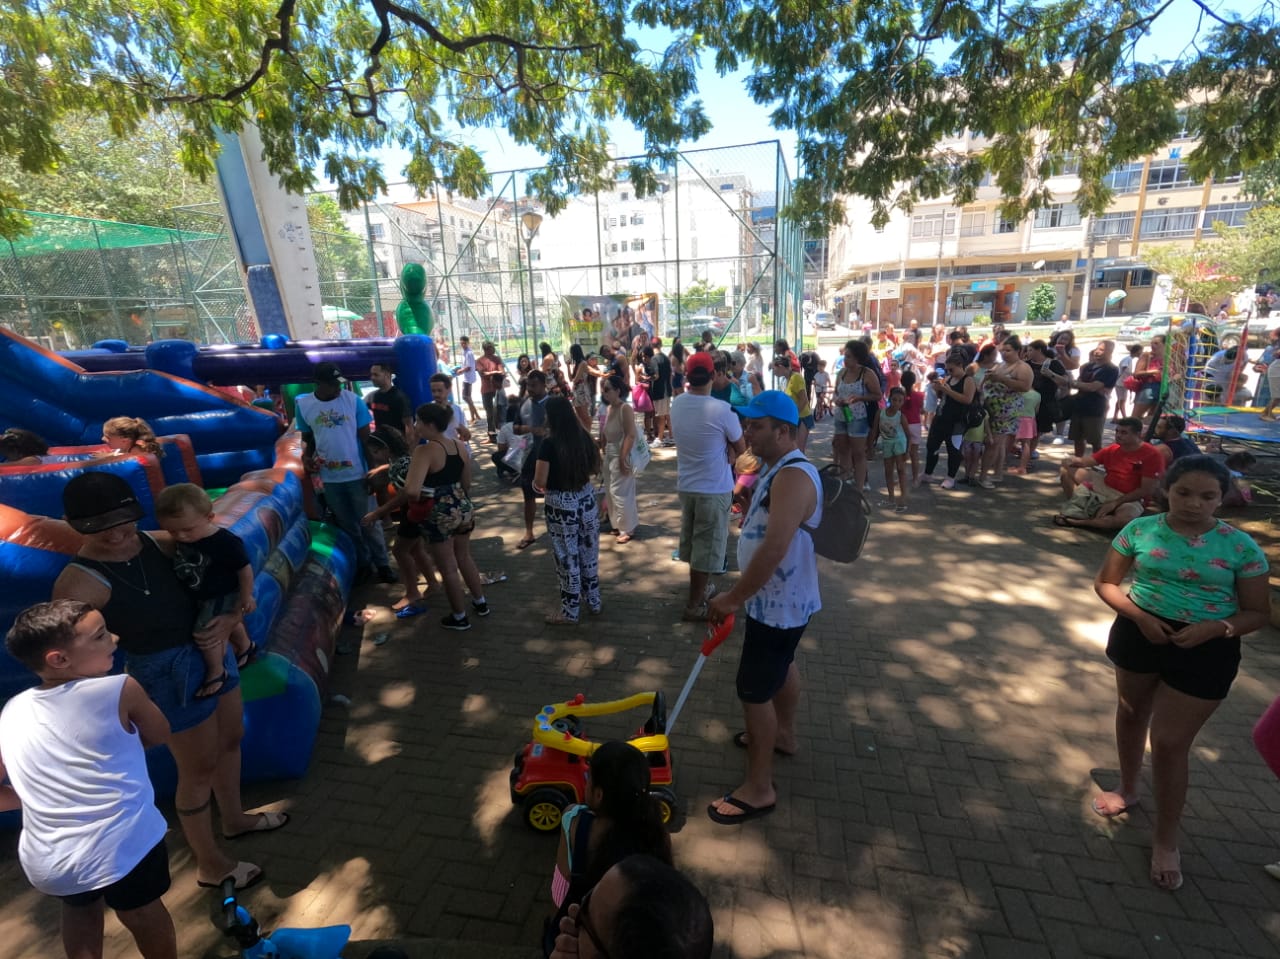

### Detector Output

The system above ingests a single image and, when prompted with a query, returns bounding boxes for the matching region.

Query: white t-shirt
[462,347,478,384]
[670,392,743,494]
[0,675,168,896]
[295,390,371,483]
[442,401,472,457]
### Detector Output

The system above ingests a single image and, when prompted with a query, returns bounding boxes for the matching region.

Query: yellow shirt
[783,372,812,418]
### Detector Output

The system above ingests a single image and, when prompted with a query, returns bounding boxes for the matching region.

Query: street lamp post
[520,211,543,355]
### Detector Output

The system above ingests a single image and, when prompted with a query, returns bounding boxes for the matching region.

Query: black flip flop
[195,671,229,700]
[707,793,776,826]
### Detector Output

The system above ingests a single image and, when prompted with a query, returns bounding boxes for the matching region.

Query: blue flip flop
[395,603,428,619]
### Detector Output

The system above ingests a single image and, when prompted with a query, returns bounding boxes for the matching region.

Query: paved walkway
[3,419,1280,959]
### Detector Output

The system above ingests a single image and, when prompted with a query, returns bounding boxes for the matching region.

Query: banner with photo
[562,292,659,350]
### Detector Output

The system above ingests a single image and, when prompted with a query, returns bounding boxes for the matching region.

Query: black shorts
[1106,610,1241,701]
[463,381,474,400]
[736,616,808,704]
[60,840,170,912]
[521,475,543,502]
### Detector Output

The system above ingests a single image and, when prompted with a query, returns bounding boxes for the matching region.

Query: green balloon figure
[395,262,433,335]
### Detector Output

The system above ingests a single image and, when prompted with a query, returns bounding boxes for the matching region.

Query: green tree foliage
[1142,242,1243,313]
[0,113,218,231]
[2,0,1278,238]
[1025,283,1059,324]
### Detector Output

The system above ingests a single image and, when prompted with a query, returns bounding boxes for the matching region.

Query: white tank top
[0,675,167,895]
[737,453,823,628]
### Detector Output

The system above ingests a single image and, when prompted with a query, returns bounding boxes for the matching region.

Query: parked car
[1215,316,1274,350]
[1115,312,1209,344]
[663,314,730,338]
[811,310,836,330]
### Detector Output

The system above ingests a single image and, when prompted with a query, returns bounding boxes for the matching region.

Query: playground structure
[0,327,438,825]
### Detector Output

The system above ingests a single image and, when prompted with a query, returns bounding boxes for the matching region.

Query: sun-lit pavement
[3,419,1280,959]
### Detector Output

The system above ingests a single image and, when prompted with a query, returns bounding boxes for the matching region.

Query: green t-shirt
[1113,514,1268,622]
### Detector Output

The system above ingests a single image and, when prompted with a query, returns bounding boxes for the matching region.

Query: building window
[1146,157,1197,191]
[1130,269,1155,287]
[631,239,645,251]
[368,222,386,240]
[608,217,617,228]
[610,243,618,253]
[622,267,630,277]
[631,214,644,226]
[1103,161,1145,194]
[1093,211,1136,238]
[530,250,541,262]
[960,211,986,236]
[910,211,956,238]
[995,214,1019,234]
[1202,201,1256,234]
[1047,153,1081,177]
[1138,206,1199,238]
[620,192,629,201]
[1032,203,1082,229]
[634,264,646,276]
[1172,108,1195,140]
[374,259,389,279]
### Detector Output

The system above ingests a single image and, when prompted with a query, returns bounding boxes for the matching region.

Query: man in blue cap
[706,390,822,825]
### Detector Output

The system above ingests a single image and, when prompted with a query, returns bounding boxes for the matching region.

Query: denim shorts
[833,414,870,437]
[127,642,239,734]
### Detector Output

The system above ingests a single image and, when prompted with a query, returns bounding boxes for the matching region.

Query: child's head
[6,600,114,678]
[102,416,161,456]
[817,359,827,370]
[364,425,410,466]
[888,386,906,409]
[901,369,917,391]
[1128,343,1144,357]
[735,450,762,475]
[1225,451,1257,473]
[155,483,218,543]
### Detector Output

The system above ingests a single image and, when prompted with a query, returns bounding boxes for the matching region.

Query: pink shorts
[1016,416,1036,440]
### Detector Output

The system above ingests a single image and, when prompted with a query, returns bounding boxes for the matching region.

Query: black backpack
[761,456,870,564]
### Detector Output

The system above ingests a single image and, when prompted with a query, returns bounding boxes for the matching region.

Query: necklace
[110,554,151,596]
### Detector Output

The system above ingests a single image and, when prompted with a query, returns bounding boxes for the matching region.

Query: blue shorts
[127,642,240,734]
[833,414,870,438]
[1136,382,1160,404]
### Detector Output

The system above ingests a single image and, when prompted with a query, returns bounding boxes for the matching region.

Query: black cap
[314,362,345,384]
[62,472,145,534]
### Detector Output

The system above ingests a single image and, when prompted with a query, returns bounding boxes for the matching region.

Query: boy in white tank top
[0,600,176,959]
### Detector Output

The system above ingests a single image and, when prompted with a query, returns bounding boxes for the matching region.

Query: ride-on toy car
[509,616,734,832]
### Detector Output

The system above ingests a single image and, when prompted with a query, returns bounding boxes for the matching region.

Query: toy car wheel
[650,787,678,825]
[524,788,570,832]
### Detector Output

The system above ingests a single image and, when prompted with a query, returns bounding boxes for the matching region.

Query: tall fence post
[362,201,386,336]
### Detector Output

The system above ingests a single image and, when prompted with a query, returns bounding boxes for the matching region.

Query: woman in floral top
[1092,455,1270,892]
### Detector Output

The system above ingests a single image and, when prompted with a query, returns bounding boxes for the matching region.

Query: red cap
[686,352,715,376]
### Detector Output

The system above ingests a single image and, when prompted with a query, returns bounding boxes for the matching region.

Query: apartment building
[827,119,1256,327]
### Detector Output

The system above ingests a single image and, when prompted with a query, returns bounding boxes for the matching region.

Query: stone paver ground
[3,417,1280,959]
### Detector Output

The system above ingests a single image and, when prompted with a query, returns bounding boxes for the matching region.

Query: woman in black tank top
[403,403,490,631]
[52,472,284,889]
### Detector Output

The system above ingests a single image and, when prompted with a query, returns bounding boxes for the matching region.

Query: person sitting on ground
[1152,414,1198,467]
[1054,417,1164,531]
[1213,450,1258,507]
[545,742,673,955]
[0,427,49,464]
[98,416,163,458]
[1204,346,1252,405]
[154,485,257,699]
[0,600,178,959]
[548,855,713,959]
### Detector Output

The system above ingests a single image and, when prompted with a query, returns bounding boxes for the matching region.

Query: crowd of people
[1,318,1278,959]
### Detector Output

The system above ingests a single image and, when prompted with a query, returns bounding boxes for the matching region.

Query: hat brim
[66,502,144,534]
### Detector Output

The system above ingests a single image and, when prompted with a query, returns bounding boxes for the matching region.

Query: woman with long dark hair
[533,396,603,625]
[545,741,673,955]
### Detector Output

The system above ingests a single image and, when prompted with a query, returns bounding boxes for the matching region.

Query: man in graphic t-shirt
[296,362,394,583]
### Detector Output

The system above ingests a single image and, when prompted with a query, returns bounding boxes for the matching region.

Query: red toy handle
[701,614,735,656]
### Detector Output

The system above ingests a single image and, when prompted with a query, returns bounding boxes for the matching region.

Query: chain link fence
[0,141,803,354]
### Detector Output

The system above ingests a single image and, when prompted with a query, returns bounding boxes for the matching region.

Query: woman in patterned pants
[533,396,603,625]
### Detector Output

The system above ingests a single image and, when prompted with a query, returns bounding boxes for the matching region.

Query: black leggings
[925,415,963,478]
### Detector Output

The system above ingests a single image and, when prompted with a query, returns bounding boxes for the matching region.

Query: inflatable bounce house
[0,327,437,826]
